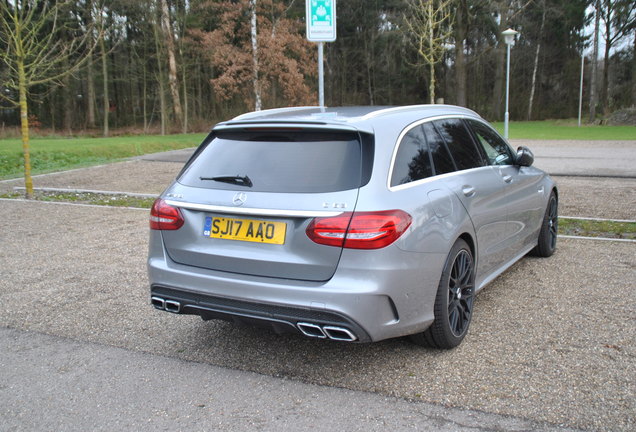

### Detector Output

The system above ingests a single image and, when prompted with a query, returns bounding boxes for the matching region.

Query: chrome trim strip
[164,200,343,218]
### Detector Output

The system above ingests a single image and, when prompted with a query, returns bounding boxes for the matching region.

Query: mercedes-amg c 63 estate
[148,105,558,348]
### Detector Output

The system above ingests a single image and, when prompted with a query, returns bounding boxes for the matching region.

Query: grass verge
[490,120,636,140]
[0,191,157,209]
[559,218,636,240]
[0,133,206,179]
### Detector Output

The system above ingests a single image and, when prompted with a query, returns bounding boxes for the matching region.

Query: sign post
[306,0,336,108]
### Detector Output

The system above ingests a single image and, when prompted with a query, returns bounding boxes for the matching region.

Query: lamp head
[502,28,519,45]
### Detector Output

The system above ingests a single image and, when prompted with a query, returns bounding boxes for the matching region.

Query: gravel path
[1,200,634,431]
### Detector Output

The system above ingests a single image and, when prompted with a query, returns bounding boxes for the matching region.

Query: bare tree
[598,0,636,114]
[404,0,454,103]
[159,0,184,127]
[0,0,102,198]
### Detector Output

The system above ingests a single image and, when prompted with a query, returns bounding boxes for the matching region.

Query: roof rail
[360,104,480,120]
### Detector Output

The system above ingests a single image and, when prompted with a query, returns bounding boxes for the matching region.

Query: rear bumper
[147,233,446,342]
[150,284,371,342]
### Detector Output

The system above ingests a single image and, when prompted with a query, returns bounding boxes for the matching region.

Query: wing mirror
[516,146,534,167]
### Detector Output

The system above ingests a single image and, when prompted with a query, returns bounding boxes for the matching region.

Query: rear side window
[422,122,455,175]
[434,119,485,171]
[391,125,433,186]
[178,130,364,193]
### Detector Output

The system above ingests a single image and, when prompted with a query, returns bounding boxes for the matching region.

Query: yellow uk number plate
[203,216,286,245]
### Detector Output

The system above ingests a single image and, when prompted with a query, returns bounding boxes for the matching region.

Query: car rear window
[178,130,366,193]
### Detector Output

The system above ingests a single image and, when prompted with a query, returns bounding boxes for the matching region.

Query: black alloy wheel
[411,239,475,349]
[447,248,475,337]
[532,191,558,257]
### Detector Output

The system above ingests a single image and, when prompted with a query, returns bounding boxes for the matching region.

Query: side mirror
[516,146,534,167]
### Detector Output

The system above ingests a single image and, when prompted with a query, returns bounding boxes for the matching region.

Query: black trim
[150,285,371,342]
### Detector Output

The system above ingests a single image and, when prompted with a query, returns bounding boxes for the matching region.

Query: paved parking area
[0,199,634,431]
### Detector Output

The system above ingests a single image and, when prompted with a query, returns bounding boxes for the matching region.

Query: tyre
[411,239,475,349]
[531,191,558,257]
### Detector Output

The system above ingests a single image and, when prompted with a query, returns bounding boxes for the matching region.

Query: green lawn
[491,120,636,140]
[0,133,206,179]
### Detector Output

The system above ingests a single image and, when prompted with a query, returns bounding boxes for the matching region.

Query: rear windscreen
[178,130,365,193]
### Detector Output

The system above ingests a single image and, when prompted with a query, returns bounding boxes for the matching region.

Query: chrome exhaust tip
[297,322,327,338]
[323,326,357,342]
[151,296,165,310]
[164,300,181,313]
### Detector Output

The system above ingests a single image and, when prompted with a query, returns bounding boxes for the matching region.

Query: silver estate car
[148,105,558,348]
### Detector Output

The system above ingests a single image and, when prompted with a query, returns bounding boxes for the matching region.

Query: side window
[468,120,515,166]
[390,125,433,186]
[422,122,455,175]
[434,119,485,171]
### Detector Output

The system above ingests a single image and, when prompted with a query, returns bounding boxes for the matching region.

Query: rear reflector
[150,198,184,230]
[306,210,412,249]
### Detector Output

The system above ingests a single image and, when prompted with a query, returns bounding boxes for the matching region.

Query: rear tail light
[150,198,184,230]
[306,210,412,249]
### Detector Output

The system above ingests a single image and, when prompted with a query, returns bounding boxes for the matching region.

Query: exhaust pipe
[151,296,165,310]
[297,322,327,338]
[323,326,357,342]
[164,300,181,313]
[297,323,357,341]
[151,297,181,313]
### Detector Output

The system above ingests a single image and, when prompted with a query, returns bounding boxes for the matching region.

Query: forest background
[1,0,635,137]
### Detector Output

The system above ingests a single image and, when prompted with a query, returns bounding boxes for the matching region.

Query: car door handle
[502,174,513,183]
[462,186,476,197]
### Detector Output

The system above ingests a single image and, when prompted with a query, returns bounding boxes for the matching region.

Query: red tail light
[306,210,412,249]
[150,199,184,230]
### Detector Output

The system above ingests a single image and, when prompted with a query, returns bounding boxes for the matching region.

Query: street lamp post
[502,28,518,140]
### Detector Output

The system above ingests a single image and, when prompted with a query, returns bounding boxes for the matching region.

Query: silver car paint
[148,105,555,342]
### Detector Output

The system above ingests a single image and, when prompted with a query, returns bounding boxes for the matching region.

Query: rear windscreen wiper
[200,175,253,188]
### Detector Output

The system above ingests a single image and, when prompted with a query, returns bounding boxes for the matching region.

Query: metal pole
[318,42,325,109]
[504,42,511,140]
[578,53,584,127]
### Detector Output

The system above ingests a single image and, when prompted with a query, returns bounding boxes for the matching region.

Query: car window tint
[434,119,485,171]
[391,125,434,186]
[178,131,363,193]
[468,120,514,166]
[422,122,455,175]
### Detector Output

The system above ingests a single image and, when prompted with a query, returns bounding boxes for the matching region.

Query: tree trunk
[601,12,612,115]
[527,6,546,120]
[100,35,109,137]
[63,71,73,134]
[428,1,435,104]
[18,56,34,199]
[160,0,184,127]
[250,0,262,111]
[633,27,636,107]
[153,4,167,135]
[589,0,600,123]
[454,0,467,107]
[492,43,505,120]
[86,49,96,128]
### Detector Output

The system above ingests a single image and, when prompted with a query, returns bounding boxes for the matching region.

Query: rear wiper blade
[200,175,253,188]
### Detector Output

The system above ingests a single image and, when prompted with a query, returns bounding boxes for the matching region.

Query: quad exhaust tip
[297,322,357,342]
